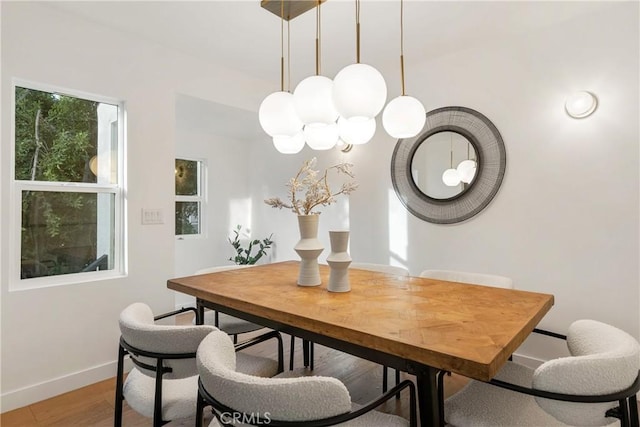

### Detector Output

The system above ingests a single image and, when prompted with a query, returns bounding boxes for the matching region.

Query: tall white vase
[327,230,351,292]
[294,215,324,286]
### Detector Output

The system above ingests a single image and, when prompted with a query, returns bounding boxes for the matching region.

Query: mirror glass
[411,131,478,200]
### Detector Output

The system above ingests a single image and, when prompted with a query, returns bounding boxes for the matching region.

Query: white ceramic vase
[326,230,351,292]
[294,215,324,286]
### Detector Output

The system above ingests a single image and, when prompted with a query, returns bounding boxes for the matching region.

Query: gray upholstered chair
[115,302,283,427]
[196,329,417,427]
[444,319,640,427]
[195,265,265,342]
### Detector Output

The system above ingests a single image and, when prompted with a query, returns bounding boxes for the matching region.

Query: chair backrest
[419,269,513,289]
[195,265,251,275]
[351,262,410,276]
[119,302,215,379]
[533,319,640,426]
[197,330,352,422]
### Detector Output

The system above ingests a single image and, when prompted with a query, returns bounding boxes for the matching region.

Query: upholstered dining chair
[444,319,640,427]
[196,329,417,427]
[115,302,284,427]
[194,265,266,343]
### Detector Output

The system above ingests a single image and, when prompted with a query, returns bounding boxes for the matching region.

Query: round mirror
[391,106,506,224]
[410,131,478,200]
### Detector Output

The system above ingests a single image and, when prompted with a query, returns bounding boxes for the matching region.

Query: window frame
[10,79,127,290]
[175,157,206,239]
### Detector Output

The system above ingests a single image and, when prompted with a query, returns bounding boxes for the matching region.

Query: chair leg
[289,335,295,370]
[114,344,126,427]
[619,399,630,427]
[629,396,639,427]
[382,366,389,393]
[309,342,314,370]
[153,358,164,427]
[395,369,401,399]
[196,389,206,427]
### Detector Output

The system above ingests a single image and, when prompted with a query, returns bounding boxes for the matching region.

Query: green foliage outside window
[15,86,115,278]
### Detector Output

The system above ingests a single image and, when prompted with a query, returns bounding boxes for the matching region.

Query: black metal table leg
[415,366,442,427]
[195,299,205,325]
[303,339,310,367]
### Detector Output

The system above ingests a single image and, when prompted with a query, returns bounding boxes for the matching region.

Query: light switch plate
[142,208,164,225]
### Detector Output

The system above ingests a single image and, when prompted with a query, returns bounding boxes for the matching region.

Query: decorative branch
[264,157,358,216]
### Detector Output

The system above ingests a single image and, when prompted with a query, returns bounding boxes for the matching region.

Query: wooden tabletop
[168,261,554,382]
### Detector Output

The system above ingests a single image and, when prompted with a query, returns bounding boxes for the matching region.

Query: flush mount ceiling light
[332,0,387,126]
[382,0,426,139]
[565,91,598,118]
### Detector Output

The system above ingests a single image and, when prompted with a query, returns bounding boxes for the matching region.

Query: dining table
[167,260,554,426]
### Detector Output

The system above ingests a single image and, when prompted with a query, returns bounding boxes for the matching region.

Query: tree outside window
[13,84,123,282]
[175,158,203,236]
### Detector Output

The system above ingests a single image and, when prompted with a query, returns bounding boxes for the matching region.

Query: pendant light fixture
[382,0,426,139]
[442,134,461,187]
[294,0,339,150]
[456,143,477,184]
[332,0,387,125]
[258,1,304,153]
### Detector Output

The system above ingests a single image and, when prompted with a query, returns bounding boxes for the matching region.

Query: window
[12,82,124,287]
[175,158,204,236]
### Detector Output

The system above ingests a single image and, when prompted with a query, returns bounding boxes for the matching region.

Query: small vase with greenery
[228,225,274,265]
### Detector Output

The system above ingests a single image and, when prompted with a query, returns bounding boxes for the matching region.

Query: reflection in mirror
[411,131,477,199]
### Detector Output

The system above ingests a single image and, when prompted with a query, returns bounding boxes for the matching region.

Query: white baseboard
[0,358,131,413]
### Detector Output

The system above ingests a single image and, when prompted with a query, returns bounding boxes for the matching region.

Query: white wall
[1,0,638,412]
[248,2,640,364]
[0,2,271,411]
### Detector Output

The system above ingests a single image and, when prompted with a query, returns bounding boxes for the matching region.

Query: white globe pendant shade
[442,168,461,187]
[457,159,477,184]
[332,63,387,121]
[382,95,426,138]
[304,123,339,150]
[258,91,303,137]
[293,75,339,125]
[337,116,376,145]
[273,132,305,154]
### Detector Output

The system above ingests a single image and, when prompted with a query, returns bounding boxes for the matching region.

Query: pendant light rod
[400,0,406,96]
[315,0,321,75]
[287,19,291,92]
[356,0,361,63]
[280,0,285,91]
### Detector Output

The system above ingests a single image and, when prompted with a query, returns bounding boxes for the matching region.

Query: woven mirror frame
[391,106,506,224]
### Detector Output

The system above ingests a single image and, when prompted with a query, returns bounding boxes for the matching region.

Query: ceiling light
[259,91,302,139]
[382,0,426,139]
[338,116,376,146]
[259,1,303,154]
[304,123,339,150]
[442,169,461,187]
[565,91,598,118]
[457,159,477,184]
[273,131,305,154]
[332,1,386,124]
